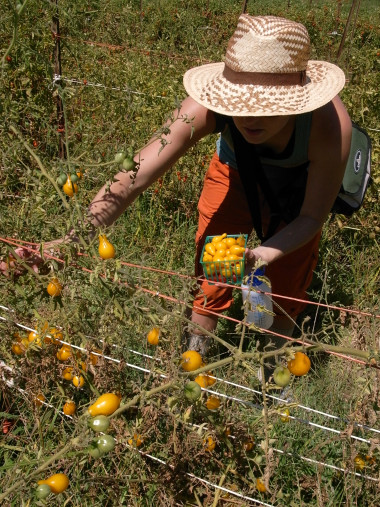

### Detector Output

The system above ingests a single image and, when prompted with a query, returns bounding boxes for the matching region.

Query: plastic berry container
[200,234,248,285]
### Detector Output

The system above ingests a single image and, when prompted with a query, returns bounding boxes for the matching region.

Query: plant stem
[9,125,70,210]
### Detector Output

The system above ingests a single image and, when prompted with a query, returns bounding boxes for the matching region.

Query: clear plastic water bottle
[241,268,274,329]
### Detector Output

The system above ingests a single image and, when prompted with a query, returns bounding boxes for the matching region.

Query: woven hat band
[223,65,308,87]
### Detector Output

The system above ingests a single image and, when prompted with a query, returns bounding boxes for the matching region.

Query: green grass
[0,0,379,505]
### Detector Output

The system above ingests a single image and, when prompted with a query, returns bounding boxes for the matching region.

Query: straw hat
[183,14,346,116]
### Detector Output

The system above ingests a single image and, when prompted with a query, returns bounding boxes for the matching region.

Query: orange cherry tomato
[287,351,311,376]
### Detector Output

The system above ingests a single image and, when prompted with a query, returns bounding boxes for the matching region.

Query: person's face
[232,115,294,147]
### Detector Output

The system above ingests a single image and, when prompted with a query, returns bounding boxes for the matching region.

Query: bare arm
[88,97,215,229]
[246,96,352,269]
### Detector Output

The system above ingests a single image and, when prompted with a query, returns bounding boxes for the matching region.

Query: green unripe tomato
[96,434,116,454]
[70,173,79,183]
[122,157,136,171]
[88,415,110,433]
[273,366,292,388]
[35,483,52,499]
[184,381,202,402]
[114,152,126,164]
[88,444,104,459]
[57,173,67,186]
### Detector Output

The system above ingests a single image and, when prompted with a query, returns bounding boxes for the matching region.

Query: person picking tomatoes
[3,15,352,367]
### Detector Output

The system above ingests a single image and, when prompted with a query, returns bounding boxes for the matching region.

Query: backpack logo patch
[354,149,361,174]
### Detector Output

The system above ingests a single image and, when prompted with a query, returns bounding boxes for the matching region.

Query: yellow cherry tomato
[203,436,216,452]
[181,350,203,372]
[202,252,213,262]
[98,235,115,259]
[38,473,69,494]
[147,327,159,346]
[12,342,26,355]
[205,243,216,256]
[72,375,85,388]
[225,237,237,247]
[88,393,121,416]
[90,348,102,365]
[63,400,76,416]
[194,374,208,388]
[256,478,267,493]
[205,371,216,386]
[236,236,246,247]
[57,345,71,361]
[211,233,227,244]
[205,396,220,410]
[128,433,143,447]
[47,277,63,297]
[28,331,42,347]
[34,393,46,407]
[287,351,311,376]
[229,245,245,256]
[44,327,63,345]
[62,367,74,381]
[63,174,78,197]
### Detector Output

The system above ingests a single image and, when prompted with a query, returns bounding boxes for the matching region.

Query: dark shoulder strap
[226,119,283,241]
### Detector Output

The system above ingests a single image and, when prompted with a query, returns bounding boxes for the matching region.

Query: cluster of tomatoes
[201,233,247,284]
[57,169,83,198]
[35,393,122,499]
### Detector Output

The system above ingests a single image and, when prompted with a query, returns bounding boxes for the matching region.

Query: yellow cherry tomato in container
[147,327,159,346]
[98,235,115,259]
[38,473,69,494]
[88,393,121,416]
[287,351,311,376]
[205,243,216,256]
[63,400,76,416]
[47,277,63,297]
[181,350,203,372]
[211,233,227,244]
[63,174,78,197]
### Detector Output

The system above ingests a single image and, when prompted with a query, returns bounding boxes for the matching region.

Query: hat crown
[225,15,310,74]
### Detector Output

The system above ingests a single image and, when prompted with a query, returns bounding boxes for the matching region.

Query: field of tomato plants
[0,0,379,505]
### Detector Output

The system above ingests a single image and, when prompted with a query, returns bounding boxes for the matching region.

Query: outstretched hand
[0,247,43,276]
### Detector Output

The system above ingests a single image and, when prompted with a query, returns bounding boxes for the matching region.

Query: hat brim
[183,61,345,116]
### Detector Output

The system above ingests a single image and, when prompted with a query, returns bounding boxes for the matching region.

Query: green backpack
[331,122,372,216]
